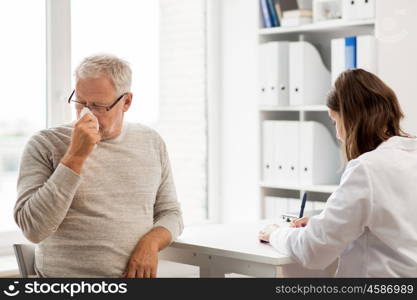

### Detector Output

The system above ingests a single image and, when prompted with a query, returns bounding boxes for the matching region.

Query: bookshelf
[259,18,375,35]
[259,104,328,112]
[260,181,338,194]
[258,2,376,219]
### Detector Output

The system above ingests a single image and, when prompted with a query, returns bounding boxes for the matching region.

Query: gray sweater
[14,122,183,277]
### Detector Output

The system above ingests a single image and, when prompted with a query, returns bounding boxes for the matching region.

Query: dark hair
[327,69,407,161]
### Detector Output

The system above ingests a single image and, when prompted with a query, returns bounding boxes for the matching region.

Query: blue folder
[345,36,357,69]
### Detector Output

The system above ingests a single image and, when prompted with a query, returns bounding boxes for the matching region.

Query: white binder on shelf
[275,121,300,185]
[342,0,358,20]
[358,0,375,19]
[357,35,377,74]
[289,41,331,106]
[259,42,290,106]
[268,42,290,106]
[331,38,346,84]
[331,35,377,82]
[299,121,340,185]
[273,122,286,184]
[343,0,375,20]
[262,121,276,183]
[259,43,270,106]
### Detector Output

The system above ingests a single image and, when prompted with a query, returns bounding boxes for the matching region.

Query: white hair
[75,54,132,95]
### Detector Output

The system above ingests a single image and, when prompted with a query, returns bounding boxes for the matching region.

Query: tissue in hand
[79,107,99,131]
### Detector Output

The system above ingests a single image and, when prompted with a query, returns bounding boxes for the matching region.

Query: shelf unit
[259,18,375,35]
[258,14,376,219]
[260,182,338,194]
[259,105,329,112]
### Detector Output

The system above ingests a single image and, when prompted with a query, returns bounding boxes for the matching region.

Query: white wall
[220,0,260,222]
[377,0,417,135]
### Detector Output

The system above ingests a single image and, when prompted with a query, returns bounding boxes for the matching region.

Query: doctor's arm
[269,159,374,270]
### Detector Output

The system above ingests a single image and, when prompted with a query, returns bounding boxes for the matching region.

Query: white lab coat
[270,136,417,277]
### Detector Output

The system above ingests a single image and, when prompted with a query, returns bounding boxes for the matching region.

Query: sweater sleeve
[153,137,184,243]
[14,134,82,243]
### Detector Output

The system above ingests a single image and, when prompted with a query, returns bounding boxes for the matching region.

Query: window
[0,0,46,232]
[0,0,209,235]
[71,0,208,224]
[71,0,159,124]
[157,0,208,223]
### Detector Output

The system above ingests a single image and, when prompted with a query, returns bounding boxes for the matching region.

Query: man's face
[75,76,132,140]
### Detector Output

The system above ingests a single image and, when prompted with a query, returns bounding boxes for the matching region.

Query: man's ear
[122,93,133,112]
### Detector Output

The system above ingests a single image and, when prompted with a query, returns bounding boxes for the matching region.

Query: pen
[299,192,307,218]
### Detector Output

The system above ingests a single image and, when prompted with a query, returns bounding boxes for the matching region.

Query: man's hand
[259,224,280,243]
[122,239,159,278]
[121,226,172,278]
[61,114,101,174]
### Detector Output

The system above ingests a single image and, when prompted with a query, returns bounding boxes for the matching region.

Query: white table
[159,221,337,278]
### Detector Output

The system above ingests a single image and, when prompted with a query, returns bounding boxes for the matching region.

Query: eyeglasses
[67,90,127,114]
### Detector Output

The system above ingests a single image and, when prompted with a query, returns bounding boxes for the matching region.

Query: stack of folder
[331,35,377,83]
[259,42,289,106]
[259,41,330,107]
[342,0,375,20]
[262,120,340,186]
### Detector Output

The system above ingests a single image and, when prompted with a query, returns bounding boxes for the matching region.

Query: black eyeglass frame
[67,90,127,112]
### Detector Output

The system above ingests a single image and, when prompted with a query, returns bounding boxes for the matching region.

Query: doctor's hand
[290,217,309,228]
[121,239,159,278]
[259,224,280,243]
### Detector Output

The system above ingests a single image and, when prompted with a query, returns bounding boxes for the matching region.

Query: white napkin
[79,107,99,131]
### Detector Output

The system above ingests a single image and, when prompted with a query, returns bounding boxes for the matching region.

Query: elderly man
[14,54,183,278]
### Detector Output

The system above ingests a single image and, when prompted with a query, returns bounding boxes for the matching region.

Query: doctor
[259,69,417,277]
